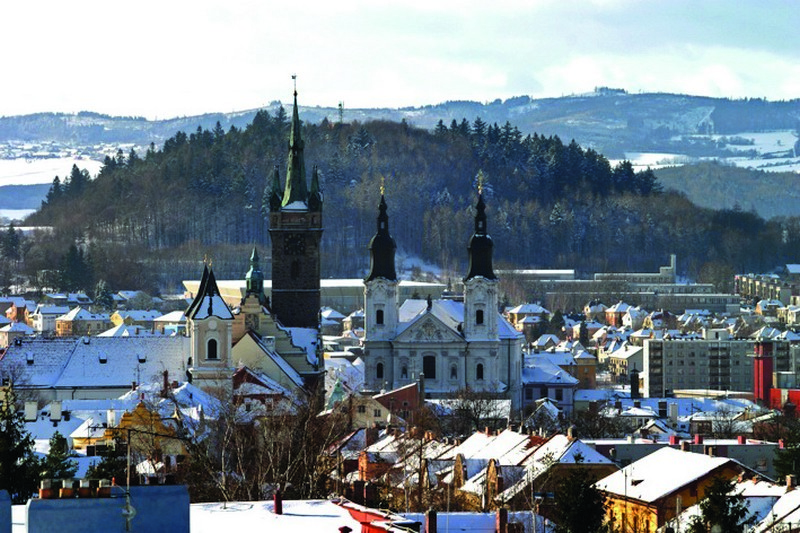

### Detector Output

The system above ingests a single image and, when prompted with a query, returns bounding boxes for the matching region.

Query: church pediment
[395,314,463,344]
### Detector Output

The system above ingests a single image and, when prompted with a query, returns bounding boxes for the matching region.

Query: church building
[186,87,323,396]
[362,188,524,410]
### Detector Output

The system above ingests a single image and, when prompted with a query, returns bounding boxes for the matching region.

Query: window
[450,365,458,380]
[423,355,436,379]
[373,409,382,418]
[291,260,300,280]
[376,362,384,380]
[358,405,366,414]
[207,339,218,360]
[376,309,384,325]
[401,366,408,379]
[525,388,533,400]
[476,309,484,325]
[556,388,564,401]
[476,363,484,381]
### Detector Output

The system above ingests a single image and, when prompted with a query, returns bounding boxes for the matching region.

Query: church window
[207,339,218,360]
[450,364,458,380]
[401,366,408,379]
[476,309,484,325]
[476,363,484,381]
[376,362,384,380]
[423,355,436,379]
[376,309,384,325]
[291,260,300,280]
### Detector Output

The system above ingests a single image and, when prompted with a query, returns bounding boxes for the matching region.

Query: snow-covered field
[611,130,800,173]
[0,157,102,187]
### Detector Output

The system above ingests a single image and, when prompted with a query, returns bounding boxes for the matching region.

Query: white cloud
[0,1,797,118]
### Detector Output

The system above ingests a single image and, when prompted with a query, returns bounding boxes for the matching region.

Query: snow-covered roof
[397,298,522,341]
[0,321,34,333]
[507,303,549,315]
[282,326,319,367]
[595,447,741,503]
[522,357,579,386]
[116,309,162,322]
[97,324,156,337]
[56,306,109,322]
[154,310,187,323]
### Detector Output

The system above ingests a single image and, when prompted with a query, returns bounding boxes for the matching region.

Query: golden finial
[380,176,385,196]
[477,170,484,195]
[203,254,208,266]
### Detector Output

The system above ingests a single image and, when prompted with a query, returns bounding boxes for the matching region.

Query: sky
[2,0,799,120]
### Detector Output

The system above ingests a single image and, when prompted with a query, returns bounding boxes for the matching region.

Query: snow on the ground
[0,157,103,187]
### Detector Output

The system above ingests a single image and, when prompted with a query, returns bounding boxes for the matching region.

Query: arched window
[376,362,384,380]
[376,309,384,325]
[476,309,484,325]
[450,364,458,380]
[476,363,484,381]
[423,355,436,379]
[401,365,408,379]
[207,339,218,360]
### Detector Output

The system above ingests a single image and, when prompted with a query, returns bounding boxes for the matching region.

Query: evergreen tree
[41,431,78,480]
[552,467,608,533]
[44,176,63,206]
[94,279,115,311]
[85,436,127,483]
[1,223,20,261]
[0,389,41,503]
[686,476,753,533]
[548,310,565,336]
[59,244,93,292]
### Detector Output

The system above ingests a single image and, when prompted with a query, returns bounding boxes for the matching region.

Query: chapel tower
[268,87,323,328]
[364,186,399,342]
[463,185,499,341]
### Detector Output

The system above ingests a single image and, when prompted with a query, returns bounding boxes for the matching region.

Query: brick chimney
[426,508,437,533]
[496,507,508,533]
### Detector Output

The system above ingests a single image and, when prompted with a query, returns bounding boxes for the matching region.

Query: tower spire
[245,246,267,305]
[464,183,497,281]
[365,182,397,282]
[268,165,282,212]
[282,79,308,207]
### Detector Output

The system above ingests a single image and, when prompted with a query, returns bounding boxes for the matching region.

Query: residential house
[110,309,161,331]
[0,321,34,348]
[29,305,70,334]
[595,447,756,533]
[55,307,110,337]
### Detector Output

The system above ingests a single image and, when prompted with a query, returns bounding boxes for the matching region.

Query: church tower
[463,186,499,341]
[268,87,323,328]
[364,187,399,342]
[186,264,235,388]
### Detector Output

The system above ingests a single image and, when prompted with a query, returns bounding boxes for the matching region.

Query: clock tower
[268,87,323,328]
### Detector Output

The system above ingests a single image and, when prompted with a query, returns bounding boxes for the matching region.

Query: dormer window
[138,354,146,363]
[99,354,107,364]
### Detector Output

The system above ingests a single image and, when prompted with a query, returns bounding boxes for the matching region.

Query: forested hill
[3,90,800,157]
[25,112,800,293]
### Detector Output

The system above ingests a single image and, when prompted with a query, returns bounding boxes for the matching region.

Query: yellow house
[595,447,749,533]
[55,307,111,336]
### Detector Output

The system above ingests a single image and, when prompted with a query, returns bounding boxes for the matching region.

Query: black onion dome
[365,194,397,282]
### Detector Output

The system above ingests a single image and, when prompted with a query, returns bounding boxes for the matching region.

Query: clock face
[284,233,306,255]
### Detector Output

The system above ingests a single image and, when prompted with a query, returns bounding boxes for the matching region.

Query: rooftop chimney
[496,507,508,533]
[426,509,437,533]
